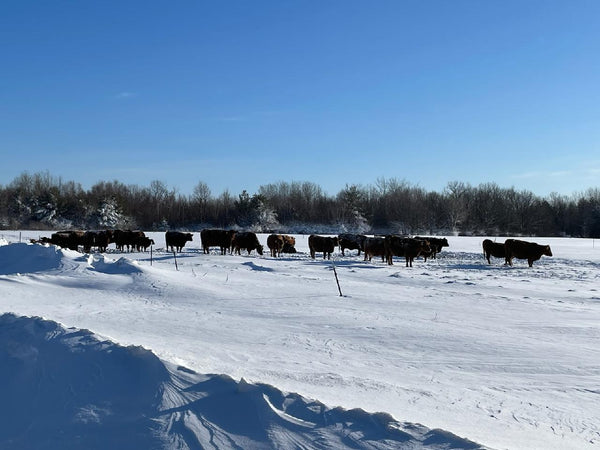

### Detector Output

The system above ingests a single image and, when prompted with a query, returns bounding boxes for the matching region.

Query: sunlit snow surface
[1,232,599,449]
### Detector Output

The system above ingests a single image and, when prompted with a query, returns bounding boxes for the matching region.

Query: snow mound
[87,254,143,275]
[0,243,144,277]
[0,314,485,450]
[0,242,68,275]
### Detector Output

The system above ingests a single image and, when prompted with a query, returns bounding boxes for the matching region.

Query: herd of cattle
[31,229,553,267]
[36,230,155,253]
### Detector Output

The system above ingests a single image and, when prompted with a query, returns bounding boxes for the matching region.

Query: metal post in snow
[150,246,153,266]
[173,251,179,271]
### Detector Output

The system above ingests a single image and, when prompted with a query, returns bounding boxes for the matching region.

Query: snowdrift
[0,313,483,449]
[0,242,67,275]
[0,242,144,276]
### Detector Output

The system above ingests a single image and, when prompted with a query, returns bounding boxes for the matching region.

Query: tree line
[1,171,599,238]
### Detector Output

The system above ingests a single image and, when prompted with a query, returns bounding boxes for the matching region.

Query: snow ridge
[0,313,484,449]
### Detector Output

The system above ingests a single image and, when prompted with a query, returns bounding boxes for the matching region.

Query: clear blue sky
[1,1,599,197]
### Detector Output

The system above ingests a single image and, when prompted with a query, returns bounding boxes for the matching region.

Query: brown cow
[505,239,552,267]
[201,229,236,255]
[308,235,339,259]
[267,234,285,257]
[414,236,449,260]
[384,235,431,267]
[281,235,297,253]
[482,239,506,264]
[231,232,263,255]
[363,237,386,262]
[268,234,296,256]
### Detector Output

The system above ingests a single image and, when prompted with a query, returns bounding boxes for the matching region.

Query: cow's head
[256,244,264,255]
[544,245,552,257]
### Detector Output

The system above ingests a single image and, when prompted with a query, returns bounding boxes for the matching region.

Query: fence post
[173,251,178,271]
[331,259,343,297]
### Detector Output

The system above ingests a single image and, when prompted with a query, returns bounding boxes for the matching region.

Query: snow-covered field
[1,231,599,449]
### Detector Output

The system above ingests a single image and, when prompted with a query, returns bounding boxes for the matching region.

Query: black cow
[363,237,386,262]
[505,239,552,267]
[96,230,114,253]
[44,230,86,251]
[83,231,98,253]
[482,239,506,264]
[338,233,367,256]
[82,230,114,253]
[114,230,146,252]
[308,235,339,259]
[165,231,193,252]
[135,235,155,251]
[231,232,263,255]
[201,229,236,255]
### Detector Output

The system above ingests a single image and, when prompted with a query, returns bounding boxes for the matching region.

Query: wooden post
[331,259,343,297]
[173,251,178,271]
[150,246,153,266]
